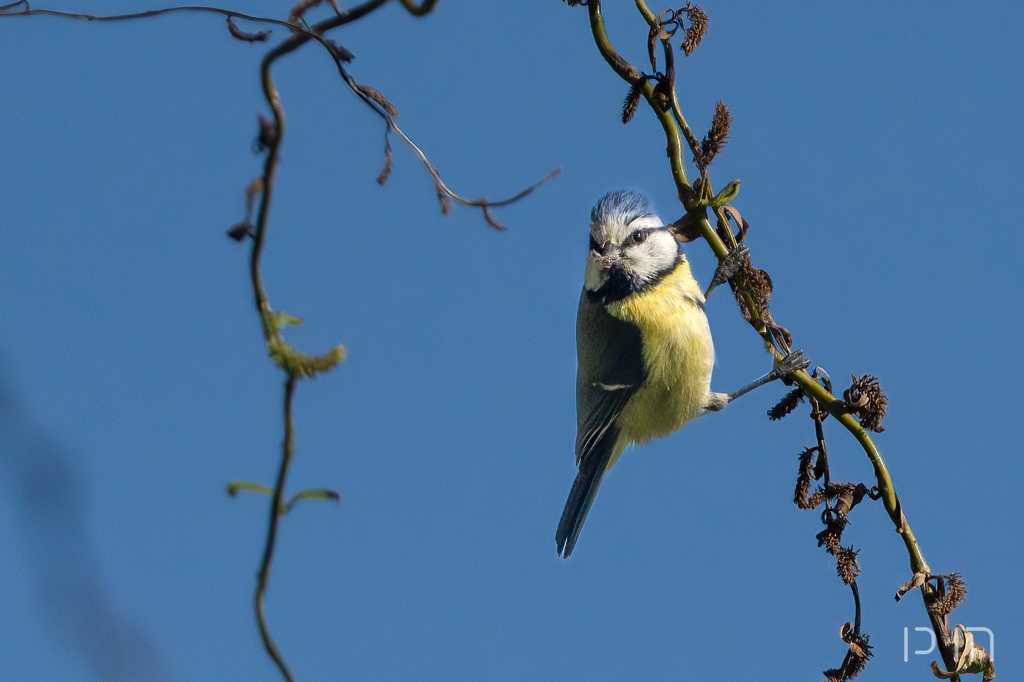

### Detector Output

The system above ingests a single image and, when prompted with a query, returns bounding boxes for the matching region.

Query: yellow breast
[606,260,714,446]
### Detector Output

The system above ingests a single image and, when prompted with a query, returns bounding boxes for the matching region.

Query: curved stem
[634,0,702,161]
[585,1,640,81]
[582,0,965,676]
[254,375,299,682]
[251,0,391,340]
[633,0,656,24]
[251,60,282,335]
[833,580,863,679]
[794,374,927,569]
[811,398,831,488]
[246,3,391,678]
[662,41,702,168]
[586,0,693,204]
[0,3,305,28]
[851,580,861,634]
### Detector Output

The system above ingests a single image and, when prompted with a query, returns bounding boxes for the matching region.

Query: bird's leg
[703,244,750,300]
[703,350,810,413]
[726,349,810,402]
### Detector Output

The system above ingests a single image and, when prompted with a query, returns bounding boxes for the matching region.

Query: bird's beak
[597,247,619,270]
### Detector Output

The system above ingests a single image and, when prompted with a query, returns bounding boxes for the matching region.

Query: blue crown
[590,189,655,227]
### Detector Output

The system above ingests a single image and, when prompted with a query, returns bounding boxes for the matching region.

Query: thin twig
[254,375,299,682]
[10,2,557,680]
[0,3,301,29]
[851,580,861,635]
[0,1,559,236]
[834,580,863,679]
[246,5,391,678]
[810,396,830,487]
[337,69,560,229]
[250,0,391,335]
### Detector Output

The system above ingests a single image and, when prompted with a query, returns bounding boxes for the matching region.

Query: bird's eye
[630,229,647,245]
[589,235,603,254]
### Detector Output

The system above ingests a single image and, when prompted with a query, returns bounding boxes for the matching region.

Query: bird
[555,189,806,559]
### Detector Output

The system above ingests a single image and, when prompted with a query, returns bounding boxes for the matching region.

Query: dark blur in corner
[0,376,173,682]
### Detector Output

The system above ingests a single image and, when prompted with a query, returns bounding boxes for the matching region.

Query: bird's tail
[555,433,620,559]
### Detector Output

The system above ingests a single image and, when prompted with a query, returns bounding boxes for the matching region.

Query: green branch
[586,1,694,207]
[577,1,973,678]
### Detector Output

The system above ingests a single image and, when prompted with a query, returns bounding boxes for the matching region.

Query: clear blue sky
[1,1,1021,680]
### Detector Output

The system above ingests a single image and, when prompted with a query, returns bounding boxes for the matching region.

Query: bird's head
[584,189,680,302]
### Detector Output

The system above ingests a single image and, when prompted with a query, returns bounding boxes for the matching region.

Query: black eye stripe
[590,226,661,253]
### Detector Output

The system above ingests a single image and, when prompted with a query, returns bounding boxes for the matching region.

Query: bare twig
[254,375,299,682]
[0,3,302,30]
[8,2,560,678]
[335,71,561,230]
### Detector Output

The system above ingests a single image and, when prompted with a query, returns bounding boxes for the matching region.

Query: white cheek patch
[621,249,657,281]
[622,235,677,282]
[586,212,675,289]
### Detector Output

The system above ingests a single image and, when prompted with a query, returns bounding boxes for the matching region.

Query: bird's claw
[704,244,750,299]
[772,350,810,381]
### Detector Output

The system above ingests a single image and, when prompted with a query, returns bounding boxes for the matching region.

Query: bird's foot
[704,244,750,299]
[771,350,810,382]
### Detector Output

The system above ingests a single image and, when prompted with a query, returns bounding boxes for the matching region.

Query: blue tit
[556,189,806,558]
